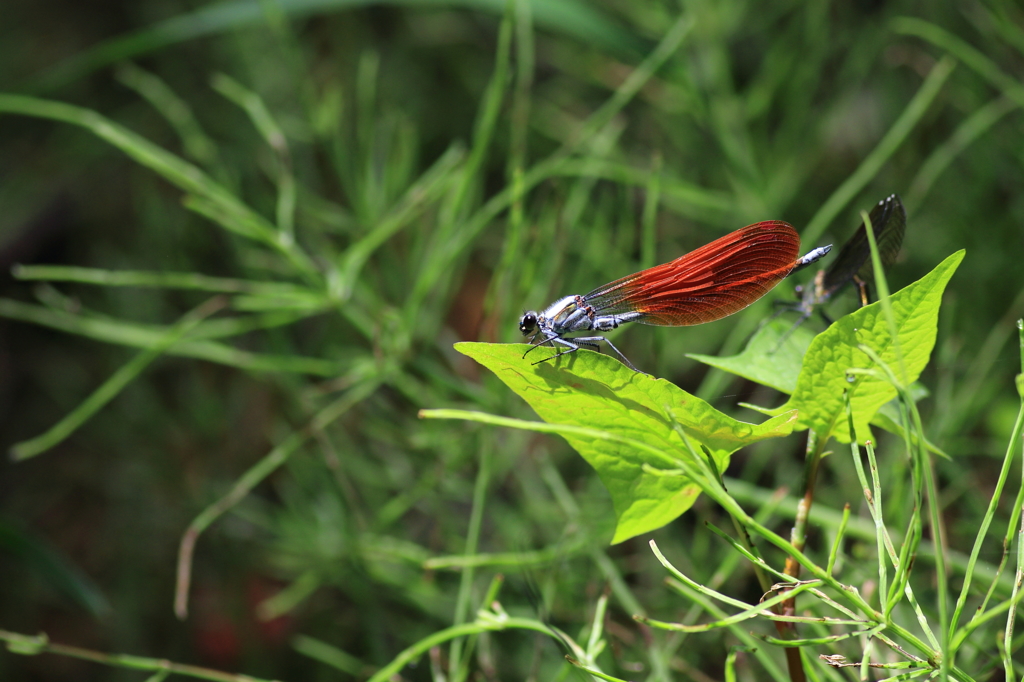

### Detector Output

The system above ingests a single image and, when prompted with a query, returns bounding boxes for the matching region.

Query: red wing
[584,221,801,326]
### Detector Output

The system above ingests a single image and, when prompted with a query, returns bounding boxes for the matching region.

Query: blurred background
[2,0,1023,679]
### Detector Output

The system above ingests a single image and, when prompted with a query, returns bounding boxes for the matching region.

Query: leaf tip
[941,248,966,272]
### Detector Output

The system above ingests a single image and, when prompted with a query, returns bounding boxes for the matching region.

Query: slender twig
[778,429,827,682]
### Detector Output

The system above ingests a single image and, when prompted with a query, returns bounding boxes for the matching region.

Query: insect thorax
[538,295,641,334]
[540,295,594,333]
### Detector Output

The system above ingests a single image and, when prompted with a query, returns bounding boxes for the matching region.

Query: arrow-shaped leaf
[451,342,797,542]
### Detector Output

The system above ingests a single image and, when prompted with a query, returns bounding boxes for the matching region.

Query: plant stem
[0,629,278,682]
[775,430,826,682]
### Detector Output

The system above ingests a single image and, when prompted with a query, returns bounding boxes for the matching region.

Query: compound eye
[519,312,537,335]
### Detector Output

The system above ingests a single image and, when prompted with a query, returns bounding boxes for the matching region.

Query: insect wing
[821,194,906,299]
[853,193,906,291]
[582,221,802,327]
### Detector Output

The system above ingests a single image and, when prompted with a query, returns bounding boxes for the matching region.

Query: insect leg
[570,335,643,374]
[530,336,582,365]
[526,334,644,374]
[770,311,813,354]
[761,300,800,327]
[853,275,871,307]
[523,332,558,360]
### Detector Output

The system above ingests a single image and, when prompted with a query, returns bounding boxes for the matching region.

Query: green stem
[0,629,276,682]
[10,297,226,460]
[449,440,493,682]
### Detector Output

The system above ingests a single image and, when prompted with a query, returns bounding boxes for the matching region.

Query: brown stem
[773,430,826,682]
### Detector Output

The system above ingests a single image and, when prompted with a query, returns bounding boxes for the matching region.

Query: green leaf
[0,94,322,285]
[692,317,946,454]
[767,251,964,443]
[0,298,340,376]
[688,317,817,394]
[453,342,797,543]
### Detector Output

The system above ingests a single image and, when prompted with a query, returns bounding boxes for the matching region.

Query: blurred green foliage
[2,0,1024,679]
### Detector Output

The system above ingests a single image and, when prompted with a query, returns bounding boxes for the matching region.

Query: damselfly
[519,221,832,372]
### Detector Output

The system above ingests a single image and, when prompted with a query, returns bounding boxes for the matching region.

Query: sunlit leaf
[753,251,964,442]
[454,342,797,542]
[693,315,946,454]
[689,317,816,394]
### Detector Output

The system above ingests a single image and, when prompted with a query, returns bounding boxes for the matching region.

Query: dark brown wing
[821,194,906,300]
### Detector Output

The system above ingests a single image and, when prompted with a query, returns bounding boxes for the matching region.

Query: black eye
[519,312,537,334]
